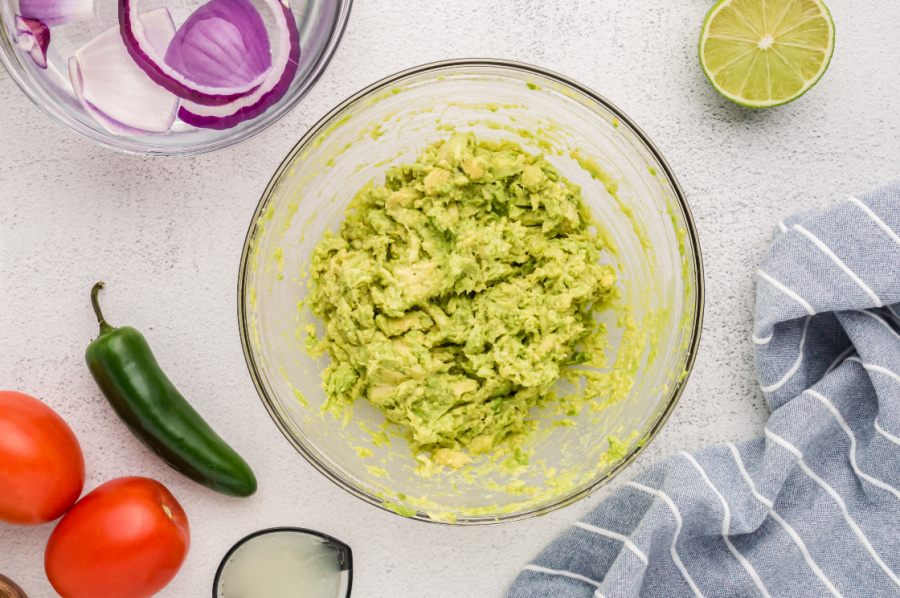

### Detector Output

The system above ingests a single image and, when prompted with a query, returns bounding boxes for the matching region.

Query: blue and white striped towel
[507,181,900,598]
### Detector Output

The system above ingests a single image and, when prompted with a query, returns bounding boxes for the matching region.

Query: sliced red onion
[119,0,274,105]
[177,0,299,130]
[69,57,146,136]
[14,15,50,69]
[18,0,93,27]
[72,8,179,134]
[140,6,178,57]
[164,0,271,88]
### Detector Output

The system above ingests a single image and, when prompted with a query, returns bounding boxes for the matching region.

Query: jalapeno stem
[91,282,114,332]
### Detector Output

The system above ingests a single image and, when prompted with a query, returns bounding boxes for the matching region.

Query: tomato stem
[91,282,114,333]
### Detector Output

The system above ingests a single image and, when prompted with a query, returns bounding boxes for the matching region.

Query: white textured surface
[1,1,899,596]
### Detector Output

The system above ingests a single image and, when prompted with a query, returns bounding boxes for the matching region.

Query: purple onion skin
[164,0,271,88]
[177,3,300,130]
[19,0,93,27]
[15,15,51,69]
[118,0,262,106]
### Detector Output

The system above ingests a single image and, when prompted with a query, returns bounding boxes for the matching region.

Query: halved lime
[699,0,835,108]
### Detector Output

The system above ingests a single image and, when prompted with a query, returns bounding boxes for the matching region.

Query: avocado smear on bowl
[304,132,629,469]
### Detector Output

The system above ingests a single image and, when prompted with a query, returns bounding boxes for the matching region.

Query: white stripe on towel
[848,357,900,386]
[825,345,856,376]
[794,224,883,307]
[728,443,841,596]
[680,452,771,598]
[885,305,900,328]
[765,429,900,588]
[843,357,900,447]
[778,221,788,233]
[627,481,705,598]
[854,310,900,342]
[523,565,601,588]
[848,197,900,247]
[753,331,774,345]
[727,443,774,509]
[875,418,900,447]
[767,509,843,597]
[806,389,900,501]
[573,522,649,564]
[756,269,816,315]
[760,316,811,393]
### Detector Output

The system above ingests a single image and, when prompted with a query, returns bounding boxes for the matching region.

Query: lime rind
[699,0,835,109]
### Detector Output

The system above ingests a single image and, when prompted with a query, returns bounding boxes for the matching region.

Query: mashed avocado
[306,133,619,457]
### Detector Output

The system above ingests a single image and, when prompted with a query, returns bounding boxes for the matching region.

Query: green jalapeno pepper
[85,282,257,497]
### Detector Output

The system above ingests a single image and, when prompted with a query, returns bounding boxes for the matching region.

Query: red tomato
[45,477,190,598]
[0,390,85,525]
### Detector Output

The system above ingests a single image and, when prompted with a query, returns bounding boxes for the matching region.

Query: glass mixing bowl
[0,0,351,155]
[239,59,704,525]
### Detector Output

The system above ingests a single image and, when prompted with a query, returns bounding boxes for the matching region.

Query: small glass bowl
[213,528,352,598]
[0,0,351,155]
[239,59,704,525]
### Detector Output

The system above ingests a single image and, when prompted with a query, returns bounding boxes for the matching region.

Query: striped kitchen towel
[506,181,900,598]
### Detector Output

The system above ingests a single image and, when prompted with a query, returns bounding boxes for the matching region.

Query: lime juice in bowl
[239,60,704,525]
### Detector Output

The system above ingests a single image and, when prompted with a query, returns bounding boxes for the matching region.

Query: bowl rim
[237,57,706,525]
[0,0,353,157]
